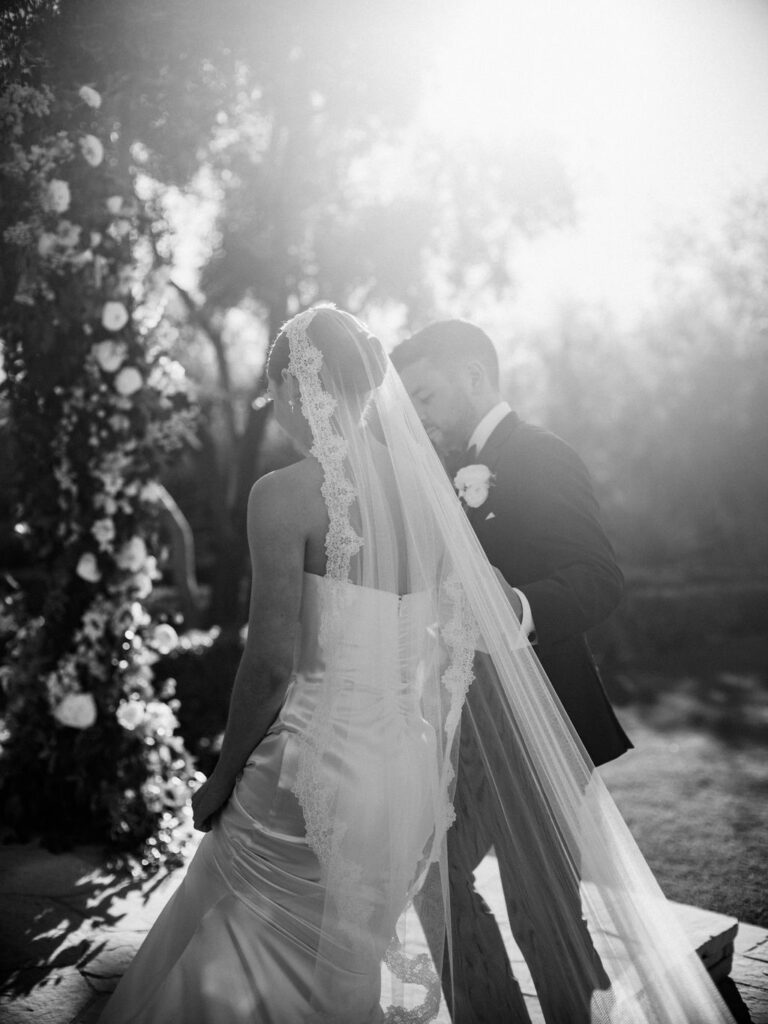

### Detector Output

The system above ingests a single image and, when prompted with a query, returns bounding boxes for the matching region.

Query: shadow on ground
[0,845,181,1002]
[719,977,755,1023]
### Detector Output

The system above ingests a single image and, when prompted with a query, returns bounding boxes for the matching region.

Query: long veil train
[285,305,734,1023]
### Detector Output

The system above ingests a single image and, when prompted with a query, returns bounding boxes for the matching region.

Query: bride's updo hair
[267,305,387,398]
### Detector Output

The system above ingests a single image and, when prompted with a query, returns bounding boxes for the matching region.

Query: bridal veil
[279,304,733,1023]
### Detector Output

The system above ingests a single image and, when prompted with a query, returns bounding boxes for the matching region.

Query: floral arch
[0,73,202,866]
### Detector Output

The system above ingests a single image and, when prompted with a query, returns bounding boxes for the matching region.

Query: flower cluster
[454,464,495,509]
[0,78,200,866]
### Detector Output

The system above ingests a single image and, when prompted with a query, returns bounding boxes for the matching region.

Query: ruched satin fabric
[99,573,439,1024]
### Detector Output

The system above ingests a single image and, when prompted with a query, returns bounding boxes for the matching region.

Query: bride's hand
[191,774,233,833]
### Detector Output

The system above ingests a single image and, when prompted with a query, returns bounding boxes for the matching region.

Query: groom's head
[391,319,501,455]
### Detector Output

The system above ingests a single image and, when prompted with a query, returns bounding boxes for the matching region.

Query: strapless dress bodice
[235,573,438,841]
[293,572,435,693]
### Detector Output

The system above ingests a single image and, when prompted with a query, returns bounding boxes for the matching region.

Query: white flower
[45,179,71,213]
[108,413,130,433]
[116,535,148,573]
[140,481,164,504]
[149,623,178,656]
[92,339,127,373]
[162,776,188,807]
[91,517,115,551]
[70,249,93,269]
[116,699,146,731]
[78,85,102,108]
[112,219,132,240]
[101,301,129,332]
[37,232,57,257]
[144,700,179,737]
[79,134,104,167]
[76,552,101,582]
[114,366,143,396]
[56,220,81,249]
[114,601,150,633]
[454,464,495,509]
[133,572,153,600]
[45,670,65,705]
[105,195,123,215]
[53,693,97,730]
[158,678,177,702]
[81,607,107,643]
[141,780,164,812]
[90,231,102,248]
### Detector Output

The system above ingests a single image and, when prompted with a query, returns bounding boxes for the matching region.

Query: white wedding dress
[101,305,734,1024]
[100,573,442,1023]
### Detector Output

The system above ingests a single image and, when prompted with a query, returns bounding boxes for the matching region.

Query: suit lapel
[463,411,520,526]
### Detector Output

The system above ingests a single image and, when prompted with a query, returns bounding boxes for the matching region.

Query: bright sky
[419,0,768,323]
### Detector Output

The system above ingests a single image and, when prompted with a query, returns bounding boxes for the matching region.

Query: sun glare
[418,0,768,320]
[422,0,615,144]
[423,0,768,182]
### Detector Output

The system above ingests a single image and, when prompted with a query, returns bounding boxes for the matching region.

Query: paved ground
[0,841,765,1023]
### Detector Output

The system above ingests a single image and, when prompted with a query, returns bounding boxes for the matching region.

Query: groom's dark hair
[391,319,500,389]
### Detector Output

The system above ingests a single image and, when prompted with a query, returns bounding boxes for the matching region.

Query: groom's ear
[466,359,489,394]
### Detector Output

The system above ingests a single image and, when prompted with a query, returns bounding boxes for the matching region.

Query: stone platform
[0,842,764,1023]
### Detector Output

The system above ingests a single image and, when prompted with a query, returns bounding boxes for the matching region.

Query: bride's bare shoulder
[247,458,325,531]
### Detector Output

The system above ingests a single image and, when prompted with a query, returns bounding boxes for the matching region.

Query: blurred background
[1,0,766,928]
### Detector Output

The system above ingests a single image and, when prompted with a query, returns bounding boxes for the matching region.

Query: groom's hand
[491,566,523,622]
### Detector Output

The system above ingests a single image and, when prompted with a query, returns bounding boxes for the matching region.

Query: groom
[392,319,631,1023]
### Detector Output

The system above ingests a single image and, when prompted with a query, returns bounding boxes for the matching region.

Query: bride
[99,305,733,1023]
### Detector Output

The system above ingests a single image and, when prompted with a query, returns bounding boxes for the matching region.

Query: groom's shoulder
[498,416,578,463]
[492,419,591,492]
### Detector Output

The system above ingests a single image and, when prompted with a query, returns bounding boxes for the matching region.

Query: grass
[597,630,768,928]
[602,708,767,927]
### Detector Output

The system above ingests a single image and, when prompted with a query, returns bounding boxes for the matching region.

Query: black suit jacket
[466,412,631,766]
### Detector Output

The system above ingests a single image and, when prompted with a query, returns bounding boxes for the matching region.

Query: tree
[507,182,768,573]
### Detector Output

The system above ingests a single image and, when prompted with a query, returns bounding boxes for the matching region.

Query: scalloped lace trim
[430,572,479,859]
[284,309,365,927]
[383,939,442,1022]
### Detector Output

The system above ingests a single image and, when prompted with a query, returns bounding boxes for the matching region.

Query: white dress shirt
[467,400,513,455]
[467,401,537,644]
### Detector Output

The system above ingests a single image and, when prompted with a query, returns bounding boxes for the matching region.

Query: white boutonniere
[454,464,495,509]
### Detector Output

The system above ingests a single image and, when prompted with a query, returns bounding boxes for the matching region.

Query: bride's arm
[192,471,305,831]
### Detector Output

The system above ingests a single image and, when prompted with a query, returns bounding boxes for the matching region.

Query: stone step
[0,844,754,1024]
[674,901,739,982]
[474,856,740,983]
